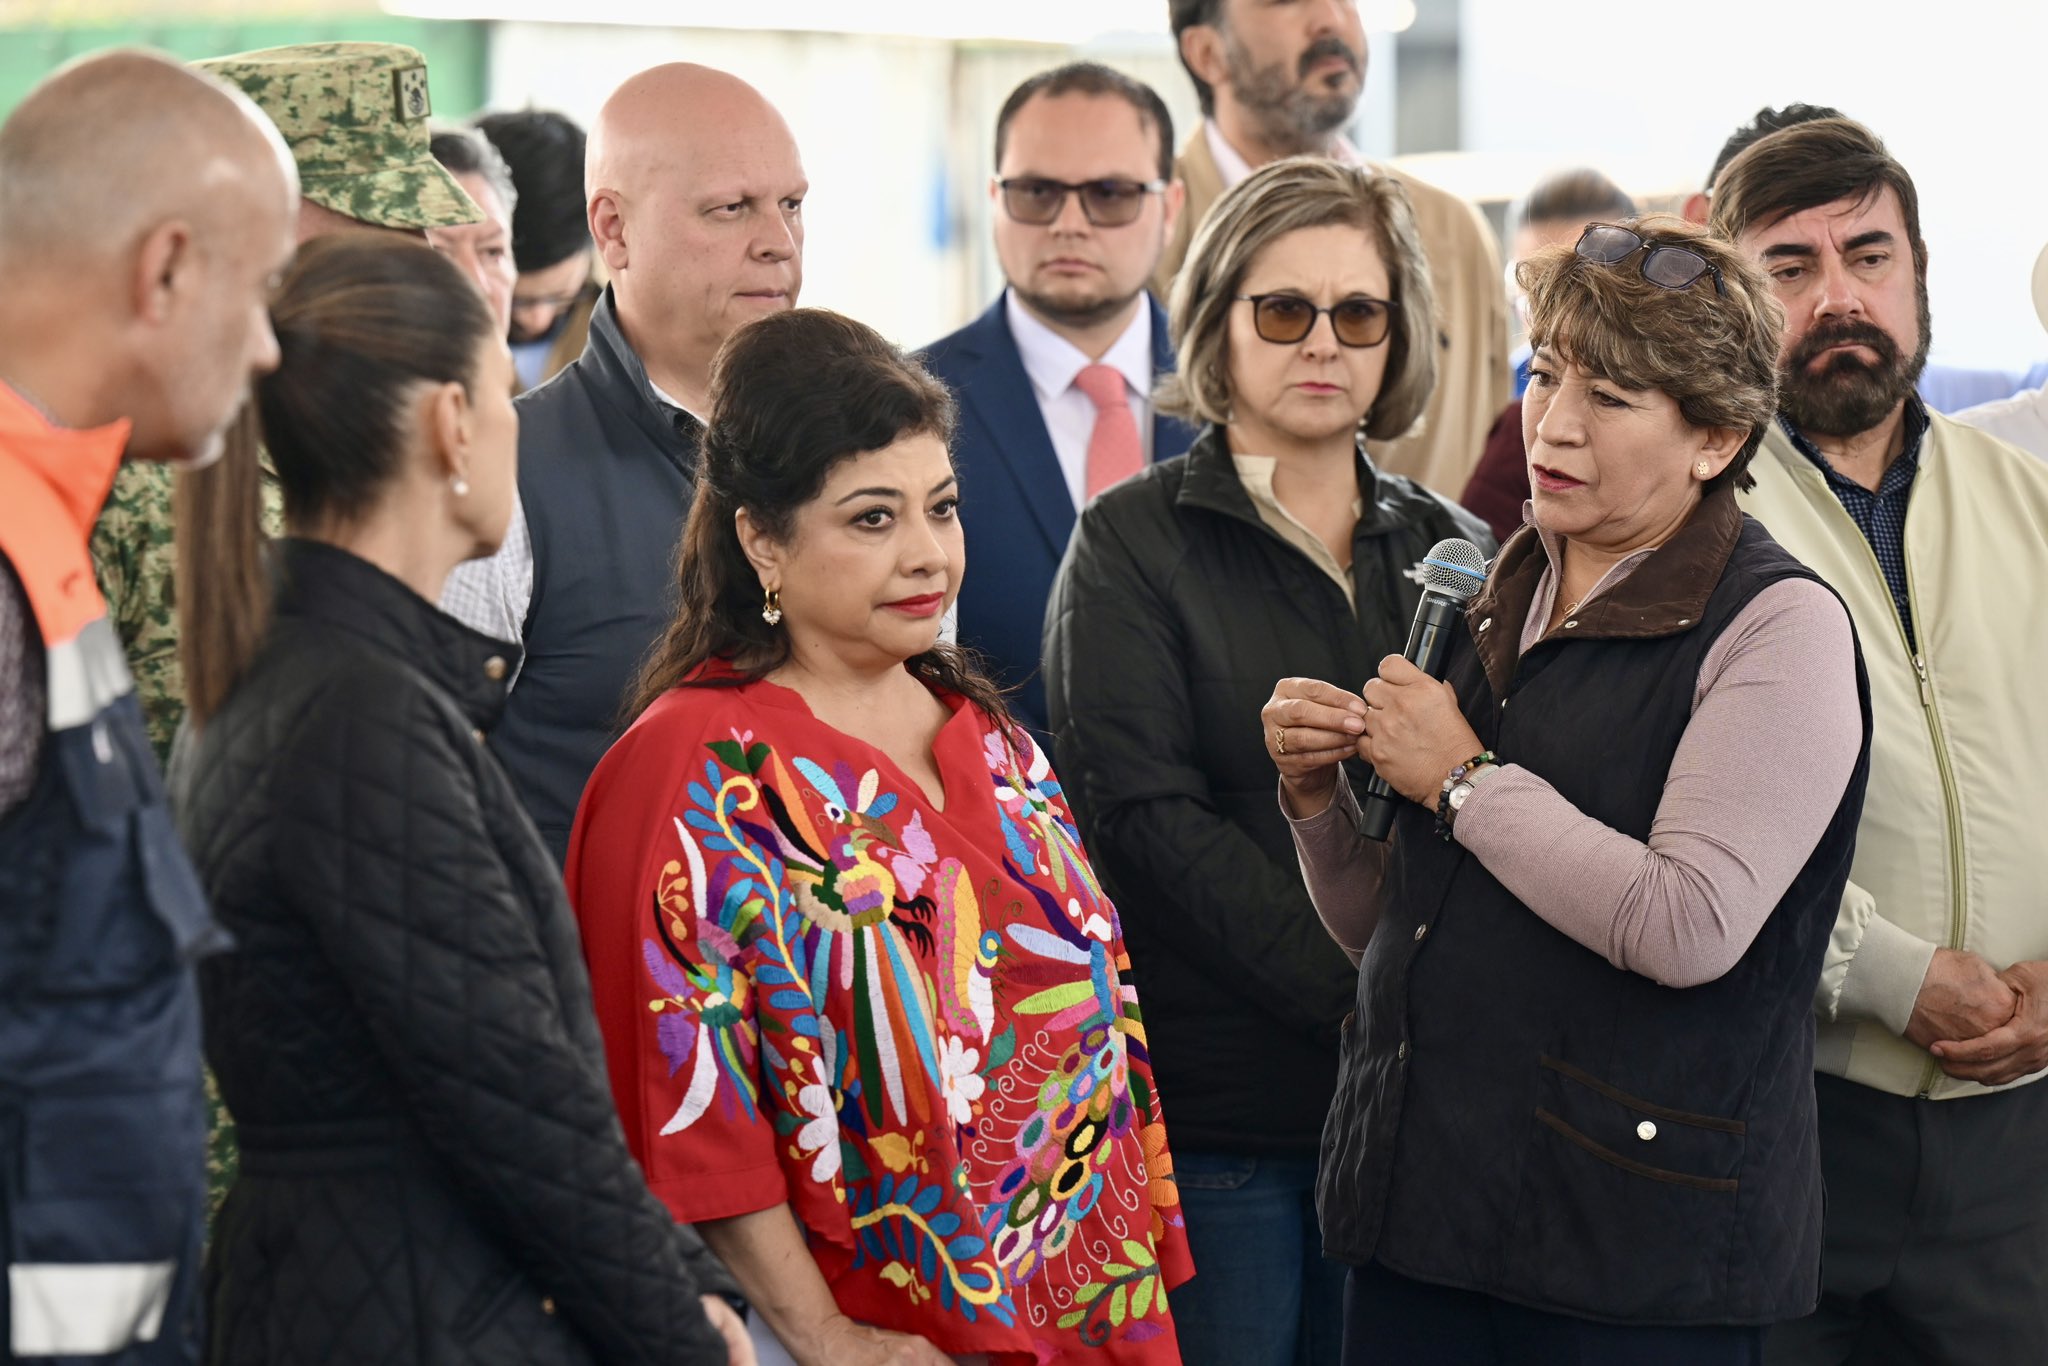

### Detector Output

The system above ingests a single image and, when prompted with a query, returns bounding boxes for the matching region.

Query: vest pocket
[1505,1055,1744,1317]
[12,1087,200,1270]
[35,736,221,996]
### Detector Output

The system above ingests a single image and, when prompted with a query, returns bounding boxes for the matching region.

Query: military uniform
[91,464,283,763]
[86,40,481,1229]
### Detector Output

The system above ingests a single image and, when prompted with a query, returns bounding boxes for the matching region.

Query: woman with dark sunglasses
[1042,157,1491,1366]
[1265,216,1872,1365]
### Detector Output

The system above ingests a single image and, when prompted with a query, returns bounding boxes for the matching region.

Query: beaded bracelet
[1451,751,1497,781]
[1435,751,1500,840]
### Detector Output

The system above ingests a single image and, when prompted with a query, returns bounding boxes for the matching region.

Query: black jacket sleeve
[1043,500,1360,1037]
[272,674,730,1366]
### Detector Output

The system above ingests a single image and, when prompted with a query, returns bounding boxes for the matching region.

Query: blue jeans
[1170,1151,1346,1366]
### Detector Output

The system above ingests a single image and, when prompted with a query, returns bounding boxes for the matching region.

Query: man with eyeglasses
[477,109,598,391]
[921,62,1196,741]
[1713,117,2048,1366]
[1158,0,1508,501]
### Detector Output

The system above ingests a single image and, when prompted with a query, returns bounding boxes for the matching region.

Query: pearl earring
[1695,461,1710,479]
[451,474,471,497]
[761,587,783,626]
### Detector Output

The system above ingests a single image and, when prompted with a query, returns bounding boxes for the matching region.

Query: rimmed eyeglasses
[1234,293,1399,348]
[996,177,1167,228]
[1575,223,1726,295]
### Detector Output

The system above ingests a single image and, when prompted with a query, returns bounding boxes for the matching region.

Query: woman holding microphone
[1267,218,1871,1365]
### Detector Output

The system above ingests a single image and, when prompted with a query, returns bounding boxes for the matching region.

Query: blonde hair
[1517,214,1782,492]
[1159,156,1437,442]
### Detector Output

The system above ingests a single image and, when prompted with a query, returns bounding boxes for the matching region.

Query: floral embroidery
[795,1055,841,1183]
[938,1035,985,1125]
[625,695,1188,1358]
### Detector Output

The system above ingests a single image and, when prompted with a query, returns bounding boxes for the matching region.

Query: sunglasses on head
[1234,293,1398,349]
[1575,223,1726,295]
[997,177,1167,227]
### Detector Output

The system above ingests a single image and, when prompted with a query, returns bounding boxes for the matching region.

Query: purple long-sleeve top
[1285,522,1865,990]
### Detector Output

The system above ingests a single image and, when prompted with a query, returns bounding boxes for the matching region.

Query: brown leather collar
[1467,487,1743,698]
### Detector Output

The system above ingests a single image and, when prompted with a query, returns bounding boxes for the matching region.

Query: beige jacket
[1740,413,2048,1099]
[1154,125,1509,500]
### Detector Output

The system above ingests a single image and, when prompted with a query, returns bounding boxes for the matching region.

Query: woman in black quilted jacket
[172,235,750,1366]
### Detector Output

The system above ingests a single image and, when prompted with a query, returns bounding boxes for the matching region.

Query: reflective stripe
[8,1260,174,1355]
[45,614,134,732]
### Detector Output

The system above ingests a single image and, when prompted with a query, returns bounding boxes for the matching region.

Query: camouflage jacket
[90,458,285,763]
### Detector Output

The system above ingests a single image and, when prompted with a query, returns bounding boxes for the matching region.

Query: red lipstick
[883,593,946,618]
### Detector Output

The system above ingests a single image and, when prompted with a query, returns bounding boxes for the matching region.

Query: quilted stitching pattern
[180,541,731,1365]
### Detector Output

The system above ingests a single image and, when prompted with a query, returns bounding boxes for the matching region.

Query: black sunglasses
[997,177,1167,227]
[1575,223,1726,295]
[1235,293,1399,348]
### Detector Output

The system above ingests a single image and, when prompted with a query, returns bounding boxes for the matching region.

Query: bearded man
[1718,115,2048,1366]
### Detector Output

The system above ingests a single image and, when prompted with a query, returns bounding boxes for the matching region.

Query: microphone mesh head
[1418,538,1488,602]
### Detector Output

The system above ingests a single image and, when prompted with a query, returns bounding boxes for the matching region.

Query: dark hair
[1514,167,1634,233]
[1169,0,1227,118]
[177,237,497,724]
[994,62,1175,181]
[1705,103,1843,194]
[431,126,518,222]
[629,310,1010,728]
[474,109,588,273]
[1708,116,1927,283]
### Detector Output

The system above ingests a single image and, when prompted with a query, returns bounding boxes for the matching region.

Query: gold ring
[1275,726,1288,755]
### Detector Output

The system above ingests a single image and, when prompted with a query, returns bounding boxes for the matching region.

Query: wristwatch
[1439,763,1499,832]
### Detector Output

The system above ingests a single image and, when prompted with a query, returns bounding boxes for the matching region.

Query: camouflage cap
[198,42,480,231]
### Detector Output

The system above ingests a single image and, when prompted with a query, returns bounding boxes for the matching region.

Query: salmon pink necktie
[1074,364,1143,500]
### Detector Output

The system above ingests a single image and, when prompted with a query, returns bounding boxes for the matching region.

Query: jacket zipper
[1825,494,1963,1097]
[1904,600,1966,1098]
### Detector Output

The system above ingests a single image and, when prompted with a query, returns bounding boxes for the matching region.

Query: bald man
[0,49,293,1363]
[90,41,483,766]
[444,63,805,864]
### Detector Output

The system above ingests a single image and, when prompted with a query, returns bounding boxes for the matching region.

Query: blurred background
[3,0,2043,371]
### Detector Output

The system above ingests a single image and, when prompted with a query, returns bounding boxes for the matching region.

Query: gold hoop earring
[761,586,783,626]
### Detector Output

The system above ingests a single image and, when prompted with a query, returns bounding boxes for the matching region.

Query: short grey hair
[429,126,517,224]
[1160,157,1438,442]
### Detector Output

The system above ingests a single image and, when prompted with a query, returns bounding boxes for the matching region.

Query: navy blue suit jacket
[922,294,1198,737]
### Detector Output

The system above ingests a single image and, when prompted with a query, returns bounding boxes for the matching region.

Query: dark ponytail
[177,235,495,724]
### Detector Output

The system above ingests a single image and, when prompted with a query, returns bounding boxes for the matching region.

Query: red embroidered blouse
[566,669,1193,1362]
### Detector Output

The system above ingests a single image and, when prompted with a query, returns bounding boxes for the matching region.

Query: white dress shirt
[1003,290,1155,510]
[1204,119,1362,191]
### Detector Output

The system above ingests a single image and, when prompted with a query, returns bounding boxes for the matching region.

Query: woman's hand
[798,1316,952,1366]
[698,1207,949,1366]
[1358,655,1486,808]
[1263,677,1368,818]
[699,1296,758,1365]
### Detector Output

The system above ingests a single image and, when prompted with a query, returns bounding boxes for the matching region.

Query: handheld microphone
[1358,537,1488,841]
